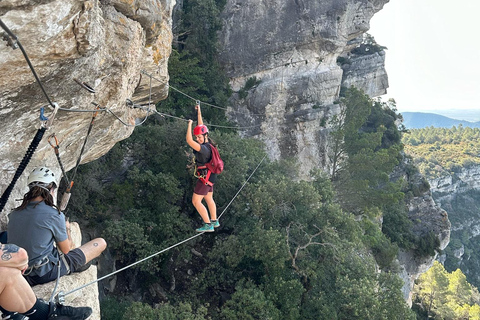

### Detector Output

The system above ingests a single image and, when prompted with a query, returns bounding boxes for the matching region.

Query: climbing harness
[53,155,267,304]
[195,165,213,186]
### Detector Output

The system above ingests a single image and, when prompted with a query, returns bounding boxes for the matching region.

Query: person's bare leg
[0,267,36,313]
[192,193,210,223]
[204,192,217,221]
[78,238,107,263]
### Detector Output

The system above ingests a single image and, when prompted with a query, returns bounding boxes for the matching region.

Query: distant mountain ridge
[401,112,480,129]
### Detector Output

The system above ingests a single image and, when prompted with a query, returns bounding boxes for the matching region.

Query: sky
[369,0,480,116]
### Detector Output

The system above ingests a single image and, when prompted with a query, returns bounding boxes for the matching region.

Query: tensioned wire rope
[128,100,262,130]
[140,70,267,116]
[55,154,267,303]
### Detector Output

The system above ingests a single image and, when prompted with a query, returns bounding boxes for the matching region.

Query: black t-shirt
[194,143,217,183]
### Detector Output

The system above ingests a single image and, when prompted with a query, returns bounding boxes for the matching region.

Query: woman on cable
[186,105,220,232]
[7,166,107,286]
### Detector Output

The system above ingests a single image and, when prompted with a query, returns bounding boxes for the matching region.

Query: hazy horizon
[399,109,480,122]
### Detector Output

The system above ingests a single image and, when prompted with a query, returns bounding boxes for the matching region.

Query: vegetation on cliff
[66,84,433,319]
[413,261,480,319]
[69,110,416,319]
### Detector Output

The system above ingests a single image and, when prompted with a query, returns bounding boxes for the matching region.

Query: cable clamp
[1,33,18,49]
[44,103,59,129]
[126,99,134,108]
[55,291,65,305]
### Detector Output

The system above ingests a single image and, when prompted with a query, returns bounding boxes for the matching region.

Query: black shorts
[194,179,213,196]
[26,248,87,286]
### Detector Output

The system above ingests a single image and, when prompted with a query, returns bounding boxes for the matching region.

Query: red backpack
[205,144,224,174]
[196,143,224,186]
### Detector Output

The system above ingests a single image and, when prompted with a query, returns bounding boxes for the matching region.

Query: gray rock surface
[219,0,389,179]
[0,0,174,219]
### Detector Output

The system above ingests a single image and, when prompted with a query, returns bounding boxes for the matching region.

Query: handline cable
[129,101,262,130]
[0,127,47,212]
[56,154,267,302]
[57,232,204,301]
[140,70,265,116]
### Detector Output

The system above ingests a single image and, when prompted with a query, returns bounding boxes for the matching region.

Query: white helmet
[27,167,57,188]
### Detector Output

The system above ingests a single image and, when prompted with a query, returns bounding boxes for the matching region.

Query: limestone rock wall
[217,0,450,306]
[0,0,175,220]
[391,157,451,306]
[219,0,389,179]
[429,165,480,286]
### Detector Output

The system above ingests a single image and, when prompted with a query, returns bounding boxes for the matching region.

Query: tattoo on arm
[1,243,20,261]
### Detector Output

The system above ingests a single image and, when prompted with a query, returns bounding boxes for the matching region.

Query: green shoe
[211,220,220,228]
[196,223,214,232]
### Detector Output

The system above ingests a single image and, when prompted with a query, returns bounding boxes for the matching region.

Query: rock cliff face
[429,165,480,287]
[219,0,389,179]
[387,156,451,305]
[0,0,175,218]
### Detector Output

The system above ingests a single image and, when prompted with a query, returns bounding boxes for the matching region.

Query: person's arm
[196,104,203,125]
[0,243,29,272]
[56,219,73,254]
[186,120,201,151]
[56,238,72,254]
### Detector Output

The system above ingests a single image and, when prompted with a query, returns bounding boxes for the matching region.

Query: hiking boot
[196,223,214,233]
[211,220,220,228]
[48,302,92,320]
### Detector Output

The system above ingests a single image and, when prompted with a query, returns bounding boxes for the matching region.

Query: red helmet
[193,125,209,135]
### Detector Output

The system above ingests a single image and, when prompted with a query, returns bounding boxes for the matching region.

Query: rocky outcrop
[0,0,175,219]
[217,0,451,305]
[219,0,389,179]
[429,165,480,287]
[341,50,388,97]
[390,157,451,305]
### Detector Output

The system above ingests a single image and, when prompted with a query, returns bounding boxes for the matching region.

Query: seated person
[7,167,107,286]
[0,242,92,320]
